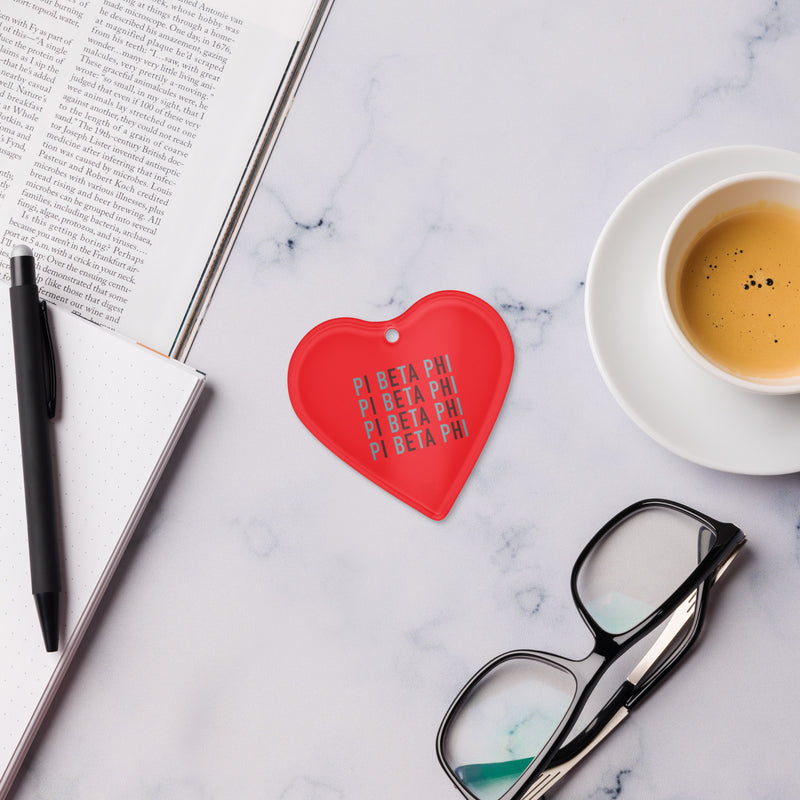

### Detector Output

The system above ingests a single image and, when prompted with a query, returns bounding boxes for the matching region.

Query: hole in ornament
[385,328,400,343]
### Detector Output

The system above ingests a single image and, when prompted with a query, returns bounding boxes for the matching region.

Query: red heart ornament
[287,291,514,519]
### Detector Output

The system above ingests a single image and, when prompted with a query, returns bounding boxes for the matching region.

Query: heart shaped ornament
[288,291,514,519]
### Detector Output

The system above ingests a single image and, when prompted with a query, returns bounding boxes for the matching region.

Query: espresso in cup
[660,172,800,394]
[677,203,800,380]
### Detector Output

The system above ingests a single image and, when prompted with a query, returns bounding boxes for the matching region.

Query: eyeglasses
[436,499,746,800]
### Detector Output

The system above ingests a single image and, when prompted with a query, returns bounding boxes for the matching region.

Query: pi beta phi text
[352,354,468,461]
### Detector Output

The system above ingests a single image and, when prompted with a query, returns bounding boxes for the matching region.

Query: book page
[0,0,316,354]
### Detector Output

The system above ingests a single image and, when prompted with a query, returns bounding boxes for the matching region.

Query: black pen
[9,244,61,652]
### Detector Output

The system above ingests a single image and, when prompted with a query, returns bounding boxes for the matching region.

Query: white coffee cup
[659,171,800,394]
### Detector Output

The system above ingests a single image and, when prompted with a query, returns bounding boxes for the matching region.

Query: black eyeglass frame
[436,498,746,800]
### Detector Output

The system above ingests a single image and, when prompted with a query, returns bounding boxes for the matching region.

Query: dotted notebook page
[0,293,204,790]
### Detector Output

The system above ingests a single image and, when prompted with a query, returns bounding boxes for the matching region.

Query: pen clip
[39,301,57,418]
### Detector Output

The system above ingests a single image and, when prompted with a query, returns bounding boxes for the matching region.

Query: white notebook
[0,292,205,797]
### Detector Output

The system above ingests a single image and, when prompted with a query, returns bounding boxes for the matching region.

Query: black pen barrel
[9,272,61,600]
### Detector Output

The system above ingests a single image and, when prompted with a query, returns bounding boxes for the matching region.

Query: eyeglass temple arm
[628,536,745,707]
[520,589,705,800]
[519,705,629,800]
[535,540,744,794]
[546,583,705,765]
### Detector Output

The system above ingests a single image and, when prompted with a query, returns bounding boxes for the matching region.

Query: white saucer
[585,145,800,474]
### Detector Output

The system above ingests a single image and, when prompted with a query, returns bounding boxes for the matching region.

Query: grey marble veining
[9,0,800,798]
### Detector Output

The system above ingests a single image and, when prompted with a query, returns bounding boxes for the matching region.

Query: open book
[1,0,334,358]
[0,292,205,798]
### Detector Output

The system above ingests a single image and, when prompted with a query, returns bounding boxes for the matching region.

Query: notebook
[0,292,205,797]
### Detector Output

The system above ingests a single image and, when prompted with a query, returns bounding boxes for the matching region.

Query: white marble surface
[11,1,800,798]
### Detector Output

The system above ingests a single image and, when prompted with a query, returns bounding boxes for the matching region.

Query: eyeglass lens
[442,656,576,800]
[575,506,715,634]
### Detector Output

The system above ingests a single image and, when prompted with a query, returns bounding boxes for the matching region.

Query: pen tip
[10,244,33,259]
[35,592,60,652]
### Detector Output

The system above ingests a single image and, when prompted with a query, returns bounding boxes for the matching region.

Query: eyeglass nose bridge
[586,626,621,659]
